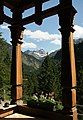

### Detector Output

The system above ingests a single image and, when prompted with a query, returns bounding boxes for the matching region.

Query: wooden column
[58,1,78,120]
[9,25,25,105]
[9,9,25,105]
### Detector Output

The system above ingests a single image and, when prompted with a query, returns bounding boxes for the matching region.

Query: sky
[0,0,83,53]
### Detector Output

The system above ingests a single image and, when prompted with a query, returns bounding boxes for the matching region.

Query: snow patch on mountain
[24,49,47,60]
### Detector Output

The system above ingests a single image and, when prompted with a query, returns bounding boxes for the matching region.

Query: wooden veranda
[0,0,78,119]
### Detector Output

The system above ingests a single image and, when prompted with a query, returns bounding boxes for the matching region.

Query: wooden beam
[4,0,49,11]
[4,0,14,9]
[3,3,76,26]
[22,5,59,25]
[22,14,35,25]
[4,14,12,24]
[42,5,59,20]
[21,0,50,11]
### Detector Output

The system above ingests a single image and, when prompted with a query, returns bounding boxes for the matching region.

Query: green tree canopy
[38,55,62,100]
[0,33,11,99]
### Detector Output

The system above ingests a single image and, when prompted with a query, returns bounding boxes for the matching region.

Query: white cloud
[0,24,9,30]
[24,25,83,44]
[22,41,37,49]
[74,25,83,39]
[51,39,61,45]
[24,29,61,46]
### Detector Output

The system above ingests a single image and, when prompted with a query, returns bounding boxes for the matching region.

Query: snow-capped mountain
[24,49,47,60]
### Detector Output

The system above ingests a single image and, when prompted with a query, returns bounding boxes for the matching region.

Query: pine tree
[52,60,62,100]
[38,55,51,93]
[77,64,83,105]
[0,33,11,99]
[38,55,62,100]
[23,70,39,102]
[38,55,55,94]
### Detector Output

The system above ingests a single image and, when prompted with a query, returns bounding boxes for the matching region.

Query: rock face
[24,49,47,60]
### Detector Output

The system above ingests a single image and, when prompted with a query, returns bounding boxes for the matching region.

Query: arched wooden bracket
[35,0,43,25]
[0,1,4,24]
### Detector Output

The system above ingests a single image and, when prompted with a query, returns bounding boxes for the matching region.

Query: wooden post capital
[58,4,77,29]
[9,25,25,45]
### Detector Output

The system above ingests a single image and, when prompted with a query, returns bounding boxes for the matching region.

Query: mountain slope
[0,37,83,104]
[0,36,42,80]
[22,52,42,78]
[22,53,41,69]
[24,49,47,60]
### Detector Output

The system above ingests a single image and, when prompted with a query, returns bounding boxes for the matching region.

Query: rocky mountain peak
[24,49,47,60]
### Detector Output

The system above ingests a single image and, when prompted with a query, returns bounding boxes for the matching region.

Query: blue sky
[0,0,83,53]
